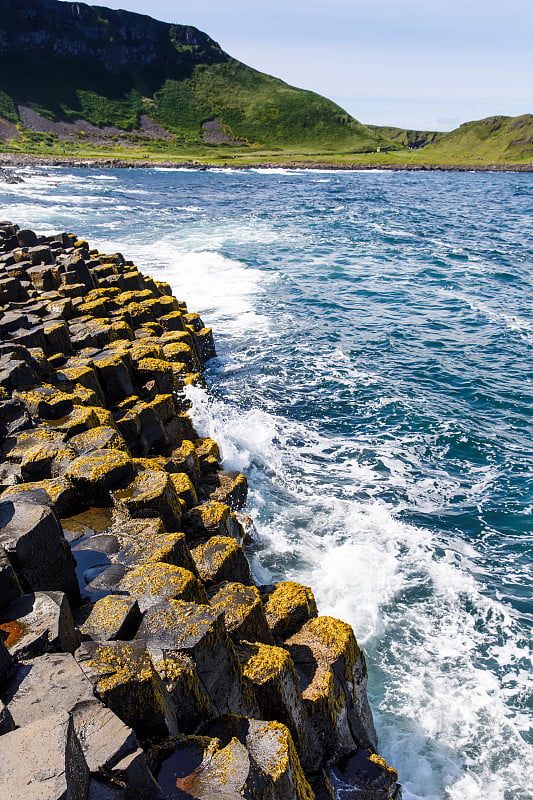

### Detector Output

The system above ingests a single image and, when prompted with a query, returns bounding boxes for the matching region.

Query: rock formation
[0,221,401,800]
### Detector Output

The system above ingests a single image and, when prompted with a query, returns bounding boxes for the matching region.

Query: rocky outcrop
[0,222,402,800]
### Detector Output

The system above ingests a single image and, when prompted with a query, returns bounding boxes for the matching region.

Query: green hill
[422,115,533,161]
[0,0,395,155]
[367,126,445,149]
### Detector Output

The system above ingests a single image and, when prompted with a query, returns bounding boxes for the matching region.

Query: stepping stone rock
[261,581,318,642]
[2,652,94,728]
[0,590,78,658]
[190,535,253,587]
[114,470,183,532]
[81,595,142,642]
[0,499,80,604]
[71,698,164,799]
[77,639,178,739]
[209,582,274,645]
[284,616,378,756]
[65,449,134,503]
[0,711,89,800]
[120,563,207,604]
[184,500,244,542]
[137,600,255,718]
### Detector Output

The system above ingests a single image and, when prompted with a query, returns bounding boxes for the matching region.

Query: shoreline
[1,152,533,173]
[0,223,402,799]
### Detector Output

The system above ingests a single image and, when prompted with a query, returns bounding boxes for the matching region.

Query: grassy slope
[0,0,394,155]
[368,125,445,149]
[154,61,392,152]
[422,115,533,161]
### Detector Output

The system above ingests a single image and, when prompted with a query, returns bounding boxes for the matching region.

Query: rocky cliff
[0,0,394,152]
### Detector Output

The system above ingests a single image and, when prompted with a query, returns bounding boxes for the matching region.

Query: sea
[1,165,531,800]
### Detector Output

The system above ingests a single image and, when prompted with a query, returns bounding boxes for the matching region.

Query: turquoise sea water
[1,166,532,800]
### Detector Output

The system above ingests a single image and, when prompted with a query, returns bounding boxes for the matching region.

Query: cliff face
[0,0,394,152]
[0,0,226,71]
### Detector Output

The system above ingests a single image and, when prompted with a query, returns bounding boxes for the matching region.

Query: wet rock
[261,581,319,642]
[167,439,201,484]
[83,565,126,599]
[331,749,401,800]
[209,582,274,645]
[194,437,221,474]
[0,499,80,604]
[77,639,178,739]
[0,590,78,658]
[195,327,217,363]
[199,469,248,509]
[284,616,378,757]
[190,535,253,587]
[156,734,263,800]
[81,595,142,642]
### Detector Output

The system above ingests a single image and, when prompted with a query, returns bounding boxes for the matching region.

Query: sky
[62,0,532,131]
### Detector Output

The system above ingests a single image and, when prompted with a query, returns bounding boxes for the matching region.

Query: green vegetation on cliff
[0,0,393,154]
[421,115,533,161]
[0,1,530,166]
[367,125,445,149]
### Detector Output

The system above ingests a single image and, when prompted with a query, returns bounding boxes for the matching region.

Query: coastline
[1,152,533,173]
[0,223,402,799]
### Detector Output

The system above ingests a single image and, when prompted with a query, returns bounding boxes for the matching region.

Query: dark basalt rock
[0,499,80,604]
[0,223,401,800]
[0,590,78,658]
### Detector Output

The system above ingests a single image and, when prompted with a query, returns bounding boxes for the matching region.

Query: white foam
[184,373,533,800]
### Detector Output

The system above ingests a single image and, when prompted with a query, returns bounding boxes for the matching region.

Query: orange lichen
[0,620,27,647]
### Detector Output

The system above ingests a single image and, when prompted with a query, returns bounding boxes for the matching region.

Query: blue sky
[68,0,531,131]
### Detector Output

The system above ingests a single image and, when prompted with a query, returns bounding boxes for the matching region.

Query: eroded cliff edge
[0,222,402,800]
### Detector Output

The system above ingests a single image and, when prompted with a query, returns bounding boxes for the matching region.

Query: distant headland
[0,0,531,170]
